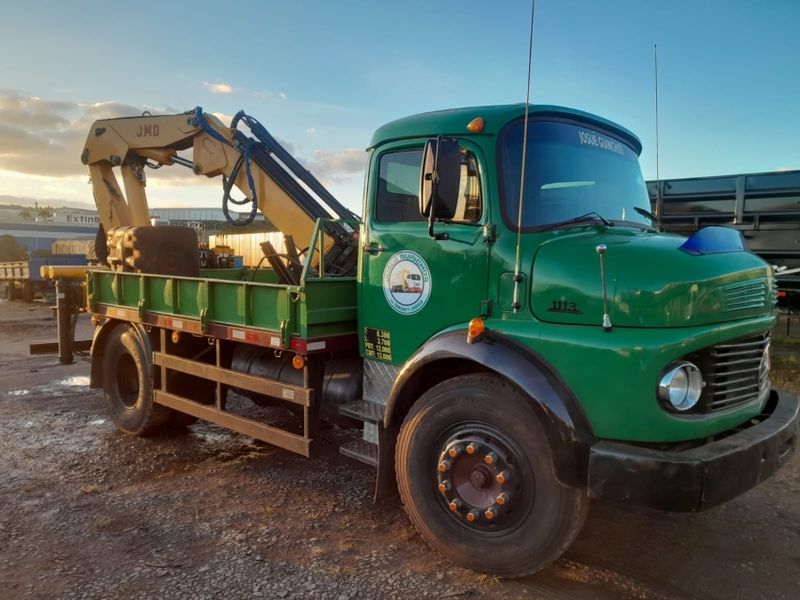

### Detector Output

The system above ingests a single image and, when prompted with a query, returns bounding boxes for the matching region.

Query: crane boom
[81,108,358,276]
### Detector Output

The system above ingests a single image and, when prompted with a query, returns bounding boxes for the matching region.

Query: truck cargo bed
[87,268,358,353]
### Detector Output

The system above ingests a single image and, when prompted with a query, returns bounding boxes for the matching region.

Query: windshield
[498,119,651,230]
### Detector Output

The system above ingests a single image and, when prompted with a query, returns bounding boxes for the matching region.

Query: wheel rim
[115,352,139,408]
[435,422,533,534]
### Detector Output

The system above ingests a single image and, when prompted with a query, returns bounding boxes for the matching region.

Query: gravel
[0,301,799,599]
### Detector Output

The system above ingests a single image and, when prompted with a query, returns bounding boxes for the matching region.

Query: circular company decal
[382,250,432,315]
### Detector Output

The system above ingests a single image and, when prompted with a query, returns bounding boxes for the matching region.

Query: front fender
[384,329,594,488]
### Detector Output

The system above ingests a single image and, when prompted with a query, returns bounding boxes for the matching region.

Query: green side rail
[86,219,359,342]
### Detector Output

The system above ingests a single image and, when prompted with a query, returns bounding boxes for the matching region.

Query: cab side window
[376,149,424,222]
[375,147,482,223]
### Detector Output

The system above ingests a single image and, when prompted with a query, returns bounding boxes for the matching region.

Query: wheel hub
[469,466,490,489]
[436,425,526,531]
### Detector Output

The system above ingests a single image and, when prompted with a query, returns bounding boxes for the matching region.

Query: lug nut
[448,445,463,458]
[466,442,479,455]
[484,507,497,520]
[448,499,462,512]
[466,510,480,522]
[438,459,453,473]
[438,480,451,494]
[496,492,509,506]
[484,452,498,465]
[496,470,509,484]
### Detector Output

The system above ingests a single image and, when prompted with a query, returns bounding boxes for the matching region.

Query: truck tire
[395,373,588,577]
[101,324,173,435]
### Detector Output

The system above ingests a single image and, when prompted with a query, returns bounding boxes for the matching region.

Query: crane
[81,107,358,279]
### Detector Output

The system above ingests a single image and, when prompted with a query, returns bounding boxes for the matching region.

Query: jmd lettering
[135,124,160,137]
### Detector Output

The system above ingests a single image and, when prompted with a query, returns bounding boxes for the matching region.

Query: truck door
[359,139,490,366]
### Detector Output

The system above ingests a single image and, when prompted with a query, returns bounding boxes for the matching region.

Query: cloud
[0,91,143,177]
[204,82,235,94]
[306,127,316,134]
[210,112,233,126]
[254,89,288,101]
[0,91,199,186]
[0,91,366,198]
[305,148,367,184]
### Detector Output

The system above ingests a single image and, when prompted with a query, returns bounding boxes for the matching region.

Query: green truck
[77,104,798,577]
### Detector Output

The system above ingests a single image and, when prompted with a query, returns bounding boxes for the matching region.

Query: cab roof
[368,104,642,155]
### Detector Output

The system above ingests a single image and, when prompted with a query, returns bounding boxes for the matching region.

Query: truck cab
[356,104,796,572]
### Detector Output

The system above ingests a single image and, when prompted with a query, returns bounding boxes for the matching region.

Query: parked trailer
[648,169,800,290]
[51,238,98,263]
[0,254,86,301]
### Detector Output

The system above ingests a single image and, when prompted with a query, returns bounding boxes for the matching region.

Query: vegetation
[0,235,28,261]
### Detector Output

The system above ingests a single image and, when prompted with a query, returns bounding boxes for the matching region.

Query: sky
[0,0,798,215]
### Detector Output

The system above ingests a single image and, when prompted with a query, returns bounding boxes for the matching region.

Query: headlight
[658,361,704,411]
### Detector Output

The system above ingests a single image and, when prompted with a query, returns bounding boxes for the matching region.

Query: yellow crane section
[81,110,323,252]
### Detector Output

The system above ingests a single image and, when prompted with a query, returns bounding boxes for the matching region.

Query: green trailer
[76,104,798,578]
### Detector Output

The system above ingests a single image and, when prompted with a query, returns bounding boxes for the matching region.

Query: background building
[0,204,268,252]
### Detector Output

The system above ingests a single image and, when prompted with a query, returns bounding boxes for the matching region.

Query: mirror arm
[427,135,450,240]
[429,219,450,241]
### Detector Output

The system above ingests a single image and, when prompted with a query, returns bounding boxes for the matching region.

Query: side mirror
[419,137,461,220]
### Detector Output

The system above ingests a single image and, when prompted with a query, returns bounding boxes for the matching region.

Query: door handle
[363,243,385,255]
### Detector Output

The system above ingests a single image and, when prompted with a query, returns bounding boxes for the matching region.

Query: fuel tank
[230,346,362,423]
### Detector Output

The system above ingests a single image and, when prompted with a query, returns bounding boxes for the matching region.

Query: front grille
[720,278,769,312]
[702,332,770,412]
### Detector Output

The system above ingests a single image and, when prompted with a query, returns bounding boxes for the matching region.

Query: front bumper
[588,390,799,512]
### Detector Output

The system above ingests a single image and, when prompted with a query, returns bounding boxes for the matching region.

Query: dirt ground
[0,299,799,599]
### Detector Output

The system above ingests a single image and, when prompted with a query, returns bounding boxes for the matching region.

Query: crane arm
[81,108,357,273]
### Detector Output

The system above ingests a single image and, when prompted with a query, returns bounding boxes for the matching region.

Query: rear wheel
[101,324,173,435]
[396,373,588,577]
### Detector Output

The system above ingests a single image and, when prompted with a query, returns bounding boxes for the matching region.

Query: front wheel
[395,373,588,577]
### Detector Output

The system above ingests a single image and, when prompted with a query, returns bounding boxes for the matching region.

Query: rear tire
[101,324,173,435]
[395,373,588,578]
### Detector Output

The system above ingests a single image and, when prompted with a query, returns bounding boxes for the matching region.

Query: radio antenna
[653,44,662,224]
[512,0,536,313]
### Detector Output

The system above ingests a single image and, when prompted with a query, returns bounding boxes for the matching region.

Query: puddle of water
[193,431,236,444]
[36,375,92,395]
[59,376,91,387]
[8,389,31,396]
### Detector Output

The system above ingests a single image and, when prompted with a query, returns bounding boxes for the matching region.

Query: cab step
[338,399,385,423]
[339,439,378,467]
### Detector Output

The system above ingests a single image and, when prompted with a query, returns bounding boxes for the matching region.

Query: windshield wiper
[633,206,657,222]
[632,206,661,232]
[538,211,614,232]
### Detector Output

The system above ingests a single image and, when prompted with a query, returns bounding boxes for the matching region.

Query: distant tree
[18,208,33,220]
[0,235,28,261]
[37,206,55,221]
